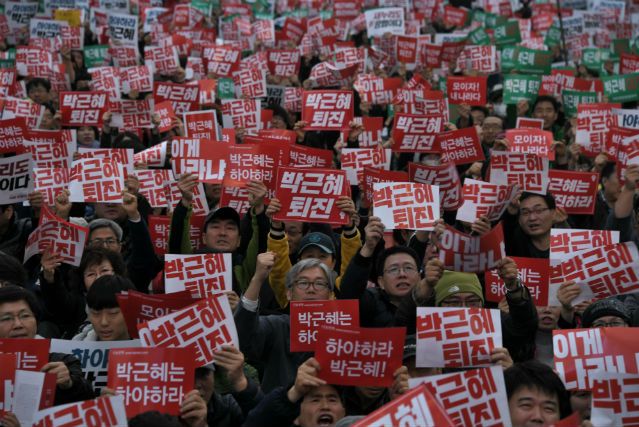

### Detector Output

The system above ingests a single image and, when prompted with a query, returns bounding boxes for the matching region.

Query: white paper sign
[373,182,440,230]
[456,178,516,223]
[365,7,405,37]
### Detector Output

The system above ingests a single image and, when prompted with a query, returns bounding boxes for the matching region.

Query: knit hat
[581,298,630,328]
[435,271,484,306]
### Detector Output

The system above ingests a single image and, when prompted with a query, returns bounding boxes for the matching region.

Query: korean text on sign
[289,300,360,352]
[164,254,233,298]
[416,307,502,368]
[302,90,354,131]
[373,182,440,230]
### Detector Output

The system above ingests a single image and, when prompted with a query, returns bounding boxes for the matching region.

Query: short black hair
[520,192,556,211]
[600,161,617,182]
[42,102,56,116]
[128,411,181,427]
[0,285,42,319]
[113,131,145,153]
[376,246,421,277]
[77,248,127,286]
[471,106,490,117]
[26,78,51,93]
[532,95,560,113]
[86,275,135,310]
[0,252,28,287]
[504,361,572,419]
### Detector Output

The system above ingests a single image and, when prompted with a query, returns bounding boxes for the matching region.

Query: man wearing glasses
[503,192,562,259]
[234,254,334,393]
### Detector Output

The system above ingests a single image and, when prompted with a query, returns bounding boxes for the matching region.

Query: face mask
[493,103,507,116]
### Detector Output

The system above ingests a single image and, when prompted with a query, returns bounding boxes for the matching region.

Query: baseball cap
[203,207,240,231]
[297,232,336,257]
[435,271,484,307]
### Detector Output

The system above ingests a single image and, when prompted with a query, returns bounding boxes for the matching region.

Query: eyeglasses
[84,268,114,281]
[88,238,120,248]
[384,265,419,277]
[441,297,484,308]
[592,320,627,328]
[293,280,330,291]
[519,207,550,218]
[0,312,35,325]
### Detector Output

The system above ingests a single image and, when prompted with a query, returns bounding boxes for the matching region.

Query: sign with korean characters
[373,182,440,230]
[289,300,360,352]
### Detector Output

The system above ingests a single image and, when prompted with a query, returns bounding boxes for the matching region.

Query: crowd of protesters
[1,0,639,426]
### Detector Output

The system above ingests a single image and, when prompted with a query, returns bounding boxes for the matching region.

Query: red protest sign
[443,5,469,26]
[548,242,639,307]
[353,75,403,105]
[391,113,446,152]
[233,67,266,98]
[170,138,229,184]
[548,170,599,215]
[183,110,220,141]
[33,168,70,206]
[396,36,419,68]
[373,182,440,230]
[202,45,241,77]
[505,129,555,160]
[267,49,300,77]
[148,215,205,255]
[591,372,639,426]
[352,384,454,427]
[23,206,89,266]
[164,180,210,216]
[32,395,128,427]
[0,338,49,371]
[409,162,463,211]
[302,90,354,131]
[488,151,549,194]
[153,101,177,132]
[59,92,108,127]
[138,294,239,367]
[110,99,153,129]
[314,326,406,387]
[352,116,384,148]
[553,327,639,390]
[164,254,233,297]
[221,98,261,132]
[288,145,333,168]
[153,81,199,114]
[290,300,360,352]
[362,167,408,206]
[0,353,15,417]
[435,127,484,165]
[550,229,620,264]
[69,159,124,203]
[575,103,619,157]
[117,290,199,339]
[620,53,639,75]
[0,117,26,154]
[446,76,487,106]
[438,222,506,273]
[107,347,195,417]
[606,126,639,162]
[119,65,153,94]
[485,257,550,306]
[410,367,512,427]
[457,179,517,223]
[416,307,501,368]
[137,169,173,209]
[458,45,498,74]
[516,117,545,129]
[144,45,180,75]
[219,187,251,215]
[257,129,297,145]
[273,167,349,225]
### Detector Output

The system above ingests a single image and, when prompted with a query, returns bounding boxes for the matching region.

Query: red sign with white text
[392,113,446,152]
[302,90,354,131]
[59,92,108,126]
[274,167,350,225]
[438,222,506,273]
[485,257,550,306]
[107,347,195,417]
[170,138,229,184]
[290,300,360,352]
[553,328,639,390]
[446,76,487,106]
[548,170,599,215]
[314,326,406,387]
[0,338,50,371]
[435,127,484,165]
[505,129,555,160]
[409,162,463,211]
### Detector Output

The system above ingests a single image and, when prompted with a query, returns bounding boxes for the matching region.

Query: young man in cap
[169,173,269,293]
[265,196,361,308]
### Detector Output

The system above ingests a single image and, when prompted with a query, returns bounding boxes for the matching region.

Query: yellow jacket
[267,230,362,308]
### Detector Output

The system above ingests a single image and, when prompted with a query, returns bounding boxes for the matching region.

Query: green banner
[217,78,236,99]
[494,20,521,45]
[500,46,517,73]
[601,73,639,103]
[484,12,508,29]
[84,45,110,68]
[191,0,213,15]
[582,48,606,71]
[562,90,597,118]
[513,47,553,75]
[544,23,561,47]
[468,26,491,46]
[503,74,542,104]
[0,47,15,68]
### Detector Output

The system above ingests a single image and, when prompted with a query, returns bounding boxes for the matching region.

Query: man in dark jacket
[0,286,95,406]
[194,345,263,427]
[0,204,33,261]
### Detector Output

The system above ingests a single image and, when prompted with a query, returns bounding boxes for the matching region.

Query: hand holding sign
[495,257,519,290]
[361,216,385,257]
[178,173,198,208]
[179,390,208,427]
[287,357,326,403]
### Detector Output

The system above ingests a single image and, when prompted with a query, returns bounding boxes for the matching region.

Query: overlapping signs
[373,182,440,230]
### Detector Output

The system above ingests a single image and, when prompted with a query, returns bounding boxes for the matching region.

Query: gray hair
[88,218,123,242]
[285,258,335,290]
